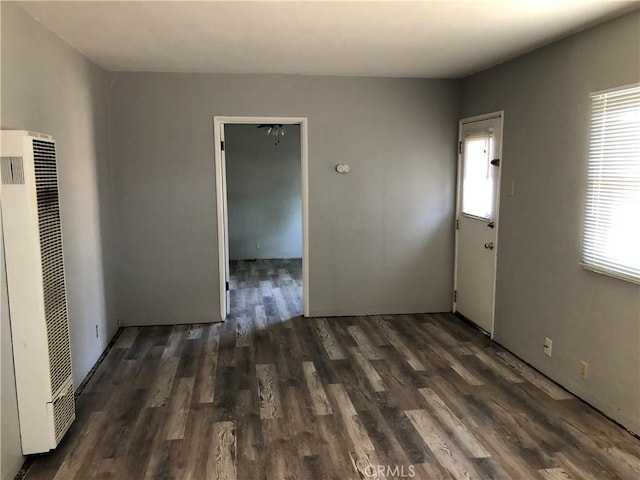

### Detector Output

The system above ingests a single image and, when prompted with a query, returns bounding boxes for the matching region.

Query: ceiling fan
[257,124,286,145]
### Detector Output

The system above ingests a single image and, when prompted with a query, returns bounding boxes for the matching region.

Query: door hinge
[453,290,457,302]
[221,141,225,151]
[456,219,459,230]
[491,158,500,166]
[458,141,463,154]
[225,281,229,291]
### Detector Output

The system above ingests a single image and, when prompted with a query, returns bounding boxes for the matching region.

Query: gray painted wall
[461,10,640,433]
[1,4,117,477]
[109,73,460,324]
[225,124,302,260]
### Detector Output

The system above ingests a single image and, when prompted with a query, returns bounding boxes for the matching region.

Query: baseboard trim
[490,337,640,441]
[74,327,123,398]
[451,311,639,439]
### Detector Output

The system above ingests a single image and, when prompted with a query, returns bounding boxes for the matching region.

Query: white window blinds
[583,84,640,283]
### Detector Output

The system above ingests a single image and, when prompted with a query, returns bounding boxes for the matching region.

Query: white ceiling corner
[16,0,639,78]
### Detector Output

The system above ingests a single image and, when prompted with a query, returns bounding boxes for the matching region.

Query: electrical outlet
[95,324,99,338]
[256,241,260,249]
[580,361,589,380]
[543,337,553,357]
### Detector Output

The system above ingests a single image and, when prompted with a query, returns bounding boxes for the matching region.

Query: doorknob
[484,242,495,250]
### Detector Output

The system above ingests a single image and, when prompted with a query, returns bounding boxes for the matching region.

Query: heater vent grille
[53,383,75,442]
[33,139,72,397]
[1,156,25,184]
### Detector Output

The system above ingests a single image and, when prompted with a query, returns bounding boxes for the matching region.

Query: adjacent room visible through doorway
[223,123,303,323]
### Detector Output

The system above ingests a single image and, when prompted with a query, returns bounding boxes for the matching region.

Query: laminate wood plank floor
[23,258,640,479]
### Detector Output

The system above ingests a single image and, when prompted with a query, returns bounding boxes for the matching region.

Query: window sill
[461,212,491,222]
[580,263,640,286]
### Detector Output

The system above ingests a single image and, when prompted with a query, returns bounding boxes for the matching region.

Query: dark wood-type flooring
[24,258,640,479]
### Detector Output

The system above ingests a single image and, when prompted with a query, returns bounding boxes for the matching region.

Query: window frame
[460,129,496,221]
[581,83,640,285]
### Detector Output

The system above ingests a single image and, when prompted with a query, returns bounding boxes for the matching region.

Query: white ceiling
[17,1,638,78]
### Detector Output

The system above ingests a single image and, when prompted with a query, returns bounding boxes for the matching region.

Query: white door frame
[213,116,310,321]
[453,110,504,338]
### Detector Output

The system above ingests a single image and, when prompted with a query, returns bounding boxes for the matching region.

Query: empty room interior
[1,1,639,479]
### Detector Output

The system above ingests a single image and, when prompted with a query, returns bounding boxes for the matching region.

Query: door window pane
[462,132,494,219]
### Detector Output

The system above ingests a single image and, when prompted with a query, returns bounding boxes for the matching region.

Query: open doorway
[213,116,309,322]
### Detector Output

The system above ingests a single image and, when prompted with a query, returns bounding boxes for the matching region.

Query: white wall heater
[0,130,75,454]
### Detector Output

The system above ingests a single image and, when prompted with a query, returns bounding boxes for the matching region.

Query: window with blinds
[582,84,640,283]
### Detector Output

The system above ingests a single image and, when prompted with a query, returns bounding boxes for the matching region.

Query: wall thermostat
[336,164,350,174]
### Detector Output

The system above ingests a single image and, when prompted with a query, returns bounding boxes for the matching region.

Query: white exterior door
[454,113,503,335]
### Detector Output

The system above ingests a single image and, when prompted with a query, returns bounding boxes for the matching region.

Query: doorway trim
[453,110,504,338]
[213,116,310,321]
